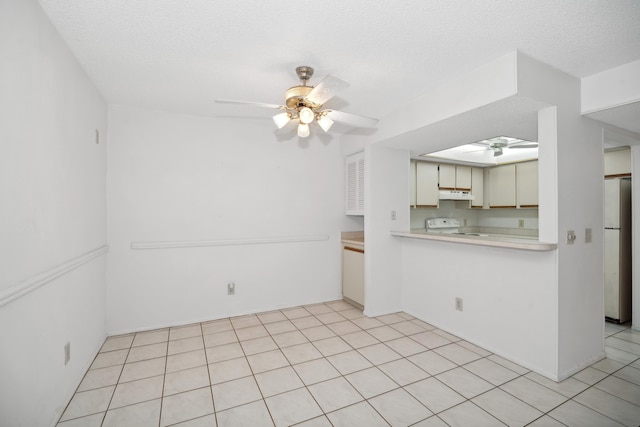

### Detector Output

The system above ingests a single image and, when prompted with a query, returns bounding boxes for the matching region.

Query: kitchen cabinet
[516,160,538,208]
[605,149,631,177]
[439,164,471,190]
[342,243,364,307]
[470,167,484,208]
[489,164,516,208]
[345,152,365,216]
[416,161,439,207]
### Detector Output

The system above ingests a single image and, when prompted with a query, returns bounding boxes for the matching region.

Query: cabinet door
[439,164,456,189]
[489,164,516,208]
[456,166,472,190]
[342,246,364,306]
[345,152,365,215]
[416,162,439,207]
[470,167,484,208]
[604,149,631,177]
[409,161,417,207]
[516,160,538,208]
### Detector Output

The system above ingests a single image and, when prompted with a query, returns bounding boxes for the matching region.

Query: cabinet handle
[344,246,364,254]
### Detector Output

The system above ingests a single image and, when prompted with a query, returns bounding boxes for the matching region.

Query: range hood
[438,190,474,200]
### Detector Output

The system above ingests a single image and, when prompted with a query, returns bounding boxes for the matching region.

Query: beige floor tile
[209,357,252,384]
[438,401,503,427]
[549,400,626,427]
[500,376,567,412]
[290,316,323,330]
[246,349,289,373]
[235,325,269,341]
[456,340,492,357]
[433,343,482,365]
[390,320,427,335]
[596,374,640,406]
[613,365,640,385]
[350,316,385,330]
[212,376,262,412]
[126,342,167,363]
[326,401,389,427]
[132,329,169,347]
[300,325,336,341]
[410,319,436,331]
[271,330,308,348]
[432,330,461,343]
[524,371,589,398]
[77,365,122,392]
[241,336,278,356]
[120,357,166,383]
[326,320,361,335]
[230,314,261,329]
[170,324,202,341]
[265,388,323,426]
[340,330,380,348]
[378,358,430,386]
[327,350,373,375]
[168,336,204,356]
[572,367,609,385]
[257,311,287,324]
[171,414,217,426]
[201,319,232,335]
[91,349,128,370]
[487,354,529,375]
[405,377,466,414]
[326,300,356,312]
[606,336,640,355]
[59,386,115,422]
[101,335,134,352]
[312,336,351,357]
[435,367,494,399]
[293,415,332,426]
[281,307,312,320]
[281,342,323,364]
[464,358,520,386]
[385,337,428,357]
[472,388,542,426]
[575,384,640,425]
[303,303,335,315]
[339,308,366,320]
[315,311,347,324]
[216,400,273,427]
[604,346,640,364]
[56,413,104,427]
[376,313,406,325]
[357,343,402,365]
[103,399,161,427]
[254,366,304,397]
[410,415,449,426]
[526,415,566,427]
[369,388,433,426]
[163,365,210,396]
[409,331,452,349]
[166,349,207,373]
[264,320,297,335]
[110,375,163,409]
[367,325,404,342]
[293,358,341,385]
[589,357,626,374]
[408,351,457,376]
[203,330,237,348]
[160,387,213,427]
[345,367,398,398]
[308,377,363,412]
[205,342,244,363]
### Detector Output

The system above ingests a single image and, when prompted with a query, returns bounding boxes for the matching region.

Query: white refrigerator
[604,177,632,323]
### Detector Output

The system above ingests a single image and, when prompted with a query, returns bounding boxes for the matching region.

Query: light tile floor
[57,301,640,426]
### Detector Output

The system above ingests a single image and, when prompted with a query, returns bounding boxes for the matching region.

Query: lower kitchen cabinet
[342,244,364,307]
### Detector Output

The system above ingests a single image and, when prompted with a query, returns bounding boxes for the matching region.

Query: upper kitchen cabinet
[488,164,516,208]
[604,148,631,178]
[470,167,484,208]
[516,160,538,208]
[416,161,439,207]
[345,151,365,216]
[439,164,471,190]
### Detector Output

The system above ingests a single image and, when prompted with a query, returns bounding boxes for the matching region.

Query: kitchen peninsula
[391,229,556,251]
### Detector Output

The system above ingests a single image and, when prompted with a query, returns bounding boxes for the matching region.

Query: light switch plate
[585,228,592,243]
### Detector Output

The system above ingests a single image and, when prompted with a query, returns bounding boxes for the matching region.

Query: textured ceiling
[39,0,640,133]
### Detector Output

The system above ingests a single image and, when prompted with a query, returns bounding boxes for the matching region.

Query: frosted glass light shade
[272,112,291,129]
[317,115,334,132]
[298,107,314,124]
[297,123,310,138]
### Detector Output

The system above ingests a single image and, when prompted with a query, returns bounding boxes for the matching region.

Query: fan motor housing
[285,86,320,110]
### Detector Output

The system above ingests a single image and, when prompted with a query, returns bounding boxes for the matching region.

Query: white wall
[0,0,108,425]
[581,59,640,114]
[107,106,350,333]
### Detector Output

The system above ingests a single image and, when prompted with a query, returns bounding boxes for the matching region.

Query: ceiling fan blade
[215,99,285,110]
[324,109,378,128]
[305,75,349,105]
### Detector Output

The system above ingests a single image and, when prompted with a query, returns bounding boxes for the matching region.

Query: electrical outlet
[455,297,463,312]
[227,282,235,295]
[64,342,70,365]
[567,230,576,245]
[518,219,524,228]
[391,210,397,220]
[585,228,592,243]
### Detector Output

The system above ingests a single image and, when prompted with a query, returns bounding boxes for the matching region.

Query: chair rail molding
[131,234,330,250]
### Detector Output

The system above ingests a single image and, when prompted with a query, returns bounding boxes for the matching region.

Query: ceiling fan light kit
[216,65,378,138]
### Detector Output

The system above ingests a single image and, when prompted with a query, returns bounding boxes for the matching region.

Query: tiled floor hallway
[57,301,640,426]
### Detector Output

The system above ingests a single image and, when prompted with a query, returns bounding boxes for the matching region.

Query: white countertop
[391,230,557,251]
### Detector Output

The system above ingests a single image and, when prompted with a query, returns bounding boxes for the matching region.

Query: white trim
[130,235,330,250]
[0,245,108,308]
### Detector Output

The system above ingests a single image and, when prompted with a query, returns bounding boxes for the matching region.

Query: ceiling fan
[473,137,539,157]
[215,66,378,138]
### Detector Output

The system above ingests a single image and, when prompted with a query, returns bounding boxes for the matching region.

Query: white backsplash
[410,200,538,233]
